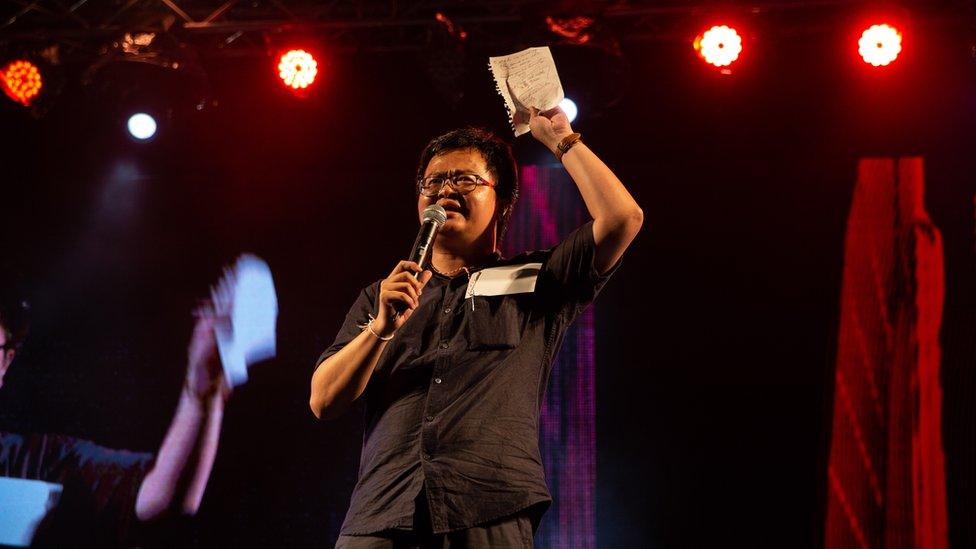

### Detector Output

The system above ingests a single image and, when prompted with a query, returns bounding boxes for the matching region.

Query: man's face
[0,327,15,389]
[418,148,501,246]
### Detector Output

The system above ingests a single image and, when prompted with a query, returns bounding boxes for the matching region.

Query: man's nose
[437,180,458,198]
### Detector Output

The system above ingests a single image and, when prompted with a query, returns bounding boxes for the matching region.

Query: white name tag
[465,263,542,299]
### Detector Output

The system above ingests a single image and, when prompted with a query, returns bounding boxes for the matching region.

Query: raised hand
[529,106,575,154]
[184,304,230,402]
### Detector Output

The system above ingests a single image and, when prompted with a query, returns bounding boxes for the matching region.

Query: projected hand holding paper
[211,254,278,387]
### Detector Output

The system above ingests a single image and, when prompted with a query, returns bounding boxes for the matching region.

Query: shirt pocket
[464,294,526,350]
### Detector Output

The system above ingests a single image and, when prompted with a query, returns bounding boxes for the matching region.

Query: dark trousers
[334,493,534,549]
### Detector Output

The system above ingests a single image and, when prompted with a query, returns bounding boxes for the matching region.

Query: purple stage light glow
[504,165,596,548]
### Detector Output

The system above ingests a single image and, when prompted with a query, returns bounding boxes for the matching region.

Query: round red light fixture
[858,24,902,67]
[695,25,743,68]
[278,49,318,90]
[2,60,43,106]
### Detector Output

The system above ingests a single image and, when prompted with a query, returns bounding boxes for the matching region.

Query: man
[0,298,230,547]
[311,107,643,547]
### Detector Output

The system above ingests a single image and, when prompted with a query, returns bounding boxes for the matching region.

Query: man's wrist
[183,375,218,402]
[366,318,395,341]
[554,133,583,161]
[180,384,209,413]
[181,383,225,412]
[548,131,574,154]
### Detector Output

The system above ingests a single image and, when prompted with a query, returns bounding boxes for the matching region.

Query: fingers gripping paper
[489,47,565,136]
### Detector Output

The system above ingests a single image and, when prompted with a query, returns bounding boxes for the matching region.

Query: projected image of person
[0,298,231,547]
[311,108,643,547]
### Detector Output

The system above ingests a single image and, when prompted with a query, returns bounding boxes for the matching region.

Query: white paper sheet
[212,254,278,387]
[489,47,565,136]
[465,263,542,299]
[0,477,62,546]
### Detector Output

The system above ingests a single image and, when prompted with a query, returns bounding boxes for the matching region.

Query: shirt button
[425,415,434,422]
[443,307,452,314]
[439,342,449,349]
[433,377,442,384]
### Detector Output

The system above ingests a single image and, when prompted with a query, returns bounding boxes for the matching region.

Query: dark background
[1,5,975,548]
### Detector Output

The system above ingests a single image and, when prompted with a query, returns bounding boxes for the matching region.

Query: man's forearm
[181,393,223,513]
[134,389,223,521]
[310,328,388,420]
[560,143,644,272]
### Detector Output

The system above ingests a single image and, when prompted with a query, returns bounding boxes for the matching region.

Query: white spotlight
[127,113,157,140]
[559,97,578,123]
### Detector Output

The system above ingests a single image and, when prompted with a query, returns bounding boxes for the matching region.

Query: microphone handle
[407,219,440,280]
[392,219,441,316]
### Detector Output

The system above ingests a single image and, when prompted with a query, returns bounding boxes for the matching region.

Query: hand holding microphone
[371,205,446,338]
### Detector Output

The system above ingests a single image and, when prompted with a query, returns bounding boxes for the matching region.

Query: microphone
[408,205,447,279]
[392,205,446,317]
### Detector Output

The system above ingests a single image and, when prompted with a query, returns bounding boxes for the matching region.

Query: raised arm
[134,312,230,521]
[529,107,644,274]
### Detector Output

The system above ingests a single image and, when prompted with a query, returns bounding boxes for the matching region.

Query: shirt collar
[429,250,504,281]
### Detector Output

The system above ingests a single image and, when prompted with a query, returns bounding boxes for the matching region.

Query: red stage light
[435,12,468,41]
[858,24,902,67]
[546,15,595,45]
[1,60,43,106]
[694,25,742,68]
[277,49,318,90]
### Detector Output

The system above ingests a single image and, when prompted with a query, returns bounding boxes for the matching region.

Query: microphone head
[422,204,448,226]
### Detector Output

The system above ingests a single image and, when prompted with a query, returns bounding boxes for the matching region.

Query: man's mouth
[438,200,464,215]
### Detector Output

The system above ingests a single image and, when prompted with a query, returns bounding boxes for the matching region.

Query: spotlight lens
[695,25,743,67]
[127,113,157,140]
[858,24,902,67]
[1,60,43,106]
[559,97,578,123]
[278,49,318,90]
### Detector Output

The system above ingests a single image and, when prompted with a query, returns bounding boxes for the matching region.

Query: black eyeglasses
[417,172,495,197]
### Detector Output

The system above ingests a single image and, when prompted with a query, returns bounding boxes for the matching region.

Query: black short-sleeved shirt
[0,431,154,547]
[318,221,619,535]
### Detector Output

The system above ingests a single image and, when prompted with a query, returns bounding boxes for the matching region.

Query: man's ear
[499,201,513,220]
[0,349,13,388]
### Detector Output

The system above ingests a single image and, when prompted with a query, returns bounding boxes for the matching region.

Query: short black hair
[416,127,519,244]
[0,298,29,350]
